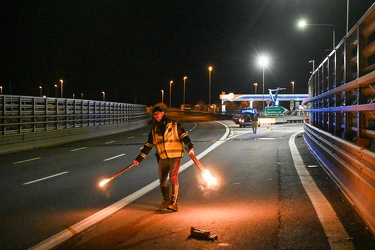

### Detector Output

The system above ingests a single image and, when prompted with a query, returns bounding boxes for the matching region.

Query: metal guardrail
[304,123,375,234]
[0,95,150,153]
[304,3,375,234]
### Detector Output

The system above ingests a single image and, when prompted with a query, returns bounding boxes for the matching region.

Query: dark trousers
[158,158,181,187]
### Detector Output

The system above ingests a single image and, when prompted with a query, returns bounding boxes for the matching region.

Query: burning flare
[202,170,218,186]
[99,178,111,187]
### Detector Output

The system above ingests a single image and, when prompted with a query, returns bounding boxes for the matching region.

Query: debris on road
[189,227,218,241]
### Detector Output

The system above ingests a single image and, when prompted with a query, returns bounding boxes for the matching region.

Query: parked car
[232,108,257,125]
[238,113,254,127]
[232,110,242,124]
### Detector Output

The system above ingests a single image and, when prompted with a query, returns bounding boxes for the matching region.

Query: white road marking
[289,131,354,250]
[103,154,126,161]
[23,172,69,185]
[70,147,87,152]
[13,157,41,164]
[105,140,116,144]
[30,121,230,250]
[127,136,135,139]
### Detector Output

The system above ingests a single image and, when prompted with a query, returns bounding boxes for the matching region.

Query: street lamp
[0,86,3,94]
[297,19,335,50]
[257,55,269,112]
[254,83,258,94]
[81,93,84,99]
[161,90,164,104]
[102,91,105,101]
[60,79,64,98]
[309,60,315,74]
[54,84,58,97]
[208,66,213,106]
[291,81,295,94]
[39,86,42,97]
[169,80,173,108]
[183,76,187,105]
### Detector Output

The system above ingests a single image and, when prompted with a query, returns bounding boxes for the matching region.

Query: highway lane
[54,121,374,249]
[0,121,225,249]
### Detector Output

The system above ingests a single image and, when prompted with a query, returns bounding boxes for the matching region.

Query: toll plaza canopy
[220,92,308,103]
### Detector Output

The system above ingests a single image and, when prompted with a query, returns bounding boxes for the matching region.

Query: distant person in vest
[133,106,194,212]
[252,112,259,134]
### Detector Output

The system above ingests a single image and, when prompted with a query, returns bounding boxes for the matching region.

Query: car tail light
[239,118,244,123]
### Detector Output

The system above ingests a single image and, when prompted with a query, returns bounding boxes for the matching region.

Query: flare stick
[99,163,135,187]
[186,148,205,172]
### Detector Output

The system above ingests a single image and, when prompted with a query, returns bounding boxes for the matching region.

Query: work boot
[167,184,179,212]
[159,186,169,210]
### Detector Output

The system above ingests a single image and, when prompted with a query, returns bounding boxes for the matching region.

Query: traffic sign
[265,106,287,115]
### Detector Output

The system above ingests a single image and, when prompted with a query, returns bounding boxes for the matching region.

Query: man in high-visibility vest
[133,106,194,212]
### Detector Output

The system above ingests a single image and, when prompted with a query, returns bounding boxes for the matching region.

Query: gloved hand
[188,148,194,155]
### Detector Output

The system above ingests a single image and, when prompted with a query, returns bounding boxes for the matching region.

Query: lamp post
[254,83,258,94]
[60,79,64,98]
[102,91,105,101]
[291,81,295,94]
[81,93,84,99]
[54,84,57,97]
[169,80,173,108]
[257,55,269,113]
[161,90,164,104]
[309,60,315,74]
[0,86,3,94]
[346,0,349,34]
[298,20,335,50]
[39,86,42,97]
[183,76,187,105]
[208,66,213,106]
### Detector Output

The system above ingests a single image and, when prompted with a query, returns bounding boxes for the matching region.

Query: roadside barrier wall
[0,95,149,154]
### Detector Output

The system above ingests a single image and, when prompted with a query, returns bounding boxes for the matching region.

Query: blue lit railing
[303,3,375,235]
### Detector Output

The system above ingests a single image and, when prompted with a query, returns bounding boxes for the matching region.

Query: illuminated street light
[39,86,42,97]
[169,80,173,108]
[81,93,84,99]
[254,83,258,94]
[208,66,213,106]
[54,84,58,97]
[257,55,269,112]
[183,76,187,105]
[60,79,64,98]
[161,90,164,104]
[297,19,335,50]
[0,86,3,94]
[102,91,105,101]
[291,81,295,94]
[309,60,315,74]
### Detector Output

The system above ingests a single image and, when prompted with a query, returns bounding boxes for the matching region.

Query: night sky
[1,1,374,107]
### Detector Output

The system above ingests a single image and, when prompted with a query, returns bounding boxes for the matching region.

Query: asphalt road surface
[0,116,374,249]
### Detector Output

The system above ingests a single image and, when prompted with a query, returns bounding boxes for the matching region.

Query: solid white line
[70,147,87,152]
[103,154,126,162]
[13,157,41,164]
[289,131,354,250]
[30,121,230,250]
[23,172,69,185]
